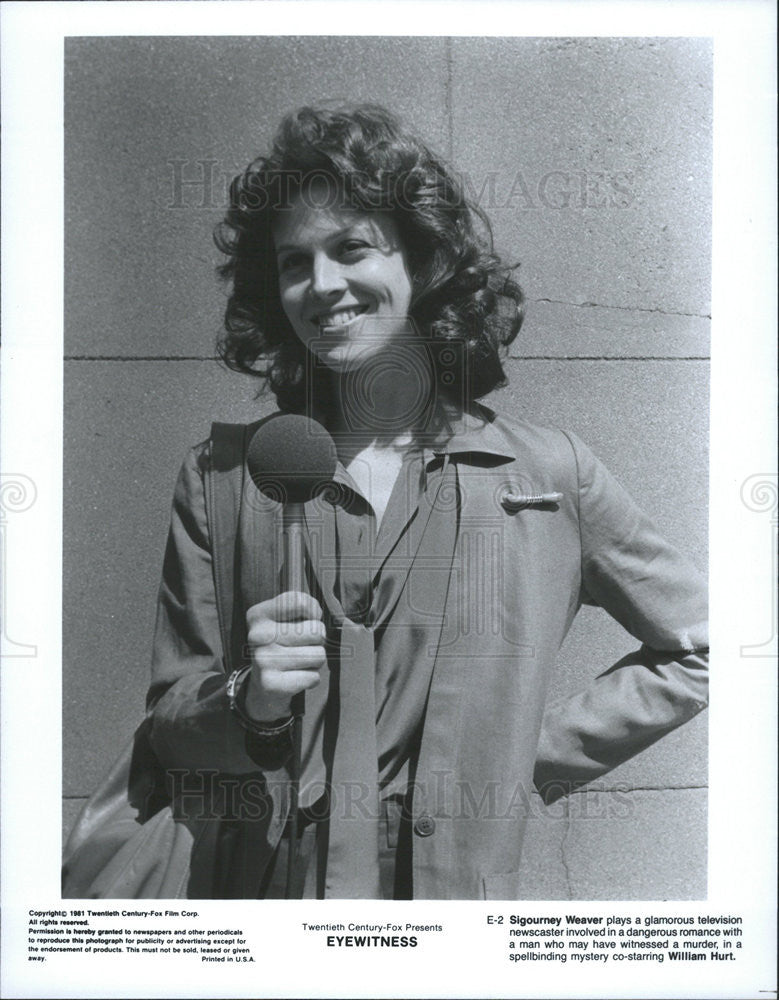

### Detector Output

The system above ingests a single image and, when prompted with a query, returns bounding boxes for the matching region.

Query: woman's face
[272,185,414,372]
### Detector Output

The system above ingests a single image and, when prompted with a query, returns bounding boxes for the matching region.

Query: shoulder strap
[206,421,258,674]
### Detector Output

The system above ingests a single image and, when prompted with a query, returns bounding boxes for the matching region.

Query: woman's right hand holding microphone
[243,592,327,722]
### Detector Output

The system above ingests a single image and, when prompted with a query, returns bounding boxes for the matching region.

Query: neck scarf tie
[302,454,459,898]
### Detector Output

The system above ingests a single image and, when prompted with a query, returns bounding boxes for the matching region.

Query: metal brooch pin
[501,490,564,513]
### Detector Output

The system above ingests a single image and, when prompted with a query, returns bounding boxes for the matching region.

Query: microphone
[247,412,338,508]
[247,411,337,621]
[246,414,338,897]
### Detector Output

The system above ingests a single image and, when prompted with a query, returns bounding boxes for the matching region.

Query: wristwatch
[226,666,296,742]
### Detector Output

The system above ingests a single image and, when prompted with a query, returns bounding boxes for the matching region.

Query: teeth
[316,305,367,328]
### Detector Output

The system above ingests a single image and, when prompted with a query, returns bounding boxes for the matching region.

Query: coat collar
[323,404,517,511]
[421,404,516,466]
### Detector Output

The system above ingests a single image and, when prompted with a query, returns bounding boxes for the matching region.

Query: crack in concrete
[66,354,711,362]
[533,297,711,320]
[508,354,710,361]
[555,784,705,898]
[568,784,708,795]
[444,37,454,163]
[65,355,220,361]
[560,796,574,900]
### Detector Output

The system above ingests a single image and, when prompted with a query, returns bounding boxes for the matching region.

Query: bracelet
[226,667,296,741]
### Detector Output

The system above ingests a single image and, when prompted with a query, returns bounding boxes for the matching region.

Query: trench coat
[146,406,708,899]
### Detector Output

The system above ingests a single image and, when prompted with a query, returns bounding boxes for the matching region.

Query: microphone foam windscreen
[247,414,338,505]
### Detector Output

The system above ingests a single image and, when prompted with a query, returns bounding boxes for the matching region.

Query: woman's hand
[244,591,327,722]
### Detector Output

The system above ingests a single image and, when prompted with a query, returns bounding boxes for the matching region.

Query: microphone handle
[281,502,307,719]
[282,503,306,897]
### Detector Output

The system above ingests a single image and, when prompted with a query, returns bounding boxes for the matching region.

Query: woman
[130,105,708,900]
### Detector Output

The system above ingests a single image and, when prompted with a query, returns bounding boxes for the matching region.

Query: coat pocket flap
[482,870,522,900]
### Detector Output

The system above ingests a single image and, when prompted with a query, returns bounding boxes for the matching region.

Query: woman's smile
[312,302,370,333]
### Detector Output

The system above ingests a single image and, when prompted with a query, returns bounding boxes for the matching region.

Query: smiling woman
[273,198,414,372]
[63,103,708,902]
[214,104,524,412]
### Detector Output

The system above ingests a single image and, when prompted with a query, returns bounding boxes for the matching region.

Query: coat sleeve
[533,431,708,803]
[146,443,290,776]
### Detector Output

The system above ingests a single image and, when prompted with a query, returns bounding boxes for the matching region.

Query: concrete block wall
[64,37,711,899]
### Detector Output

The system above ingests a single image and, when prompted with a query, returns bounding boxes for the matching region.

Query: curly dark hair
[214,104,524,412]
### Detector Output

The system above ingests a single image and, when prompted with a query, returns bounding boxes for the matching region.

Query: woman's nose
[310,253,347,296]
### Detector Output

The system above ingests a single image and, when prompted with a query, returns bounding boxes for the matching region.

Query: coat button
[414,815,436,837]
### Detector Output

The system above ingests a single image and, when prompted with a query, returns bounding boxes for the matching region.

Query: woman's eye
[340,240,369,257]
[278,253,307,273]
